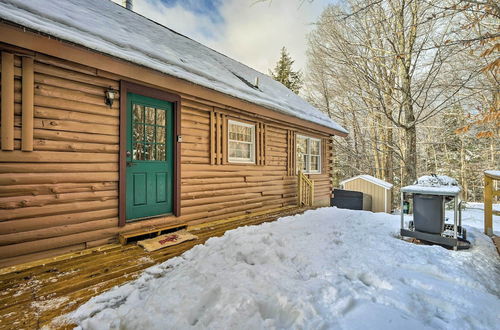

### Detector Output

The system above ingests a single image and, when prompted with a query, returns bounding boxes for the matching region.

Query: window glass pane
[133,124,144,142]
[156,127,165,144]
[228,128,236,140]
[310,140,320,155]
[133,143,144,160]
[297,137,307,154]
[311,155,320,171]
[240,142,251,158]
[145,107,155,125]
[241,126,252,142]
[228,121,254,162]
[297,157,305,173]
[296,136,320,173]
[133,104,144,124]
[145,125,155,143]
[157,144,166,160]
[229,141,251,159]
[228,125,237,140]
[144,144,156,160]
[229,123,252,142]
[229,141,238,158]
[156,109,165,126]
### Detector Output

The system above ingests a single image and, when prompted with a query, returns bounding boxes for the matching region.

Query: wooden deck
[0,206,307,330]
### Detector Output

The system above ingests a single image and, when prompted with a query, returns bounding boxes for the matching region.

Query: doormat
[137,230,198,252]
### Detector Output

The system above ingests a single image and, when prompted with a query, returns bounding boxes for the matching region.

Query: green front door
[126,93,174,221]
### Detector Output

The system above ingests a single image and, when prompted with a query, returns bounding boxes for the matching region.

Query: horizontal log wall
[0,46,333,267]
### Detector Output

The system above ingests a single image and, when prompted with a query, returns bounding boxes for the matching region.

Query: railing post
[311,179,314,206]
[297,171,314,207]
[484,174,493,236]
[298,171,303,206]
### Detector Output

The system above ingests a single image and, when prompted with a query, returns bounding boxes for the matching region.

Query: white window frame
[228,120,256,164]
[296,134,321,174]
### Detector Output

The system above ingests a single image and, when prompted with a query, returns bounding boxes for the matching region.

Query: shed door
[126,93,174,221]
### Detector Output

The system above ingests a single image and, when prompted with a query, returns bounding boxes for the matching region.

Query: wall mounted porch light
[105,87,117,108]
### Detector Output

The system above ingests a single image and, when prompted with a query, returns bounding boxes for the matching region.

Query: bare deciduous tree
[306,0,477,186]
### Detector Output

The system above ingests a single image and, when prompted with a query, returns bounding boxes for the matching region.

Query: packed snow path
[71,208,500,329]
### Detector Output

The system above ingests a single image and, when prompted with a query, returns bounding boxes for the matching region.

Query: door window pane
[156,109,166,126]
[131,103,169,162]
[156,127,166,144]
[144,144,156,160]
[133,124,144,142]
[133,143,144,160]
[133,104,144,123]
[145,125,155,143]
[157,144,166,160]
[145,107,156,125]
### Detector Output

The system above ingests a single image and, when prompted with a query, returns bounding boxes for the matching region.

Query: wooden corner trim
[21,56,34,151]
[1,51,14,151]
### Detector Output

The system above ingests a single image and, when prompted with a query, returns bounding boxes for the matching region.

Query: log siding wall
[0,44,334,267]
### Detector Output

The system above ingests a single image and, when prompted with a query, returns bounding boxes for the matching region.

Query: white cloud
[212,0,330,73]
[112,0,330,74]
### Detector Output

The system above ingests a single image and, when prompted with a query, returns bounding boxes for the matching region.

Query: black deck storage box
[413,194,444,234]
[331,189,372,211]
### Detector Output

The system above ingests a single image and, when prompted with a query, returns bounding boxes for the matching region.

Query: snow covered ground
[69,207,499,330]
[448,202,500,236]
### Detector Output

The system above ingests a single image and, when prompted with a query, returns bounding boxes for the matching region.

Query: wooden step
[118,223,187,245]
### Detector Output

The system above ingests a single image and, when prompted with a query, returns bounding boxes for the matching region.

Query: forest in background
[300,0,499,203]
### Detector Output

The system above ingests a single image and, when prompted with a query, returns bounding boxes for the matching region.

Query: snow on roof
[485,170,500,179]
[340,175,393,189]
[401,185,461,196]
[0,0,347,135]
[401,175,461,196]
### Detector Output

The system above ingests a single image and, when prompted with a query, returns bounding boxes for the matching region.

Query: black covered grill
[413,194,444,234]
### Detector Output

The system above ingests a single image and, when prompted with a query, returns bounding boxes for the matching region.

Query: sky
[111,0,332,74]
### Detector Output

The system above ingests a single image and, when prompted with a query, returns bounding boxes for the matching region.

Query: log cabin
[0,0,347,267]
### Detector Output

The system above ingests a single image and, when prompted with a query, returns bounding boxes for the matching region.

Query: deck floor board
[0,206,306,329]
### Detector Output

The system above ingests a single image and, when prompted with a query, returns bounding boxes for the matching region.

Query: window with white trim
[228,120,255,163]
[296,135,321,174]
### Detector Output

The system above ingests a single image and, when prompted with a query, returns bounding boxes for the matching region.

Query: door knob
[126,150,131,157]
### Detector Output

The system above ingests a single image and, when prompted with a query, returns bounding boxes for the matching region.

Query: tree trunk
[383,120,394,184]
[403,125,417,185]
[460,136,468,201]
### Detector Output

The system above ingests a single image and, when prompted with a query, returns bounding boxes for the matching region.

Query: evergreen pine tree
[269,47,303,94]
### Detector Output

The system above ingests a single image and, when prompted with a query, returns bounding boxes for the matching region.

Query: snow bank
[0,0,347,134]
[70,208,500,330]
[446,205,500,236]
[465,202,500,212]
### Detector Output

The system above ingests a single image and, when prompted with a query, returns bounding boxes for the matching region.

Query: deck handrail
[298,171,314,207]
